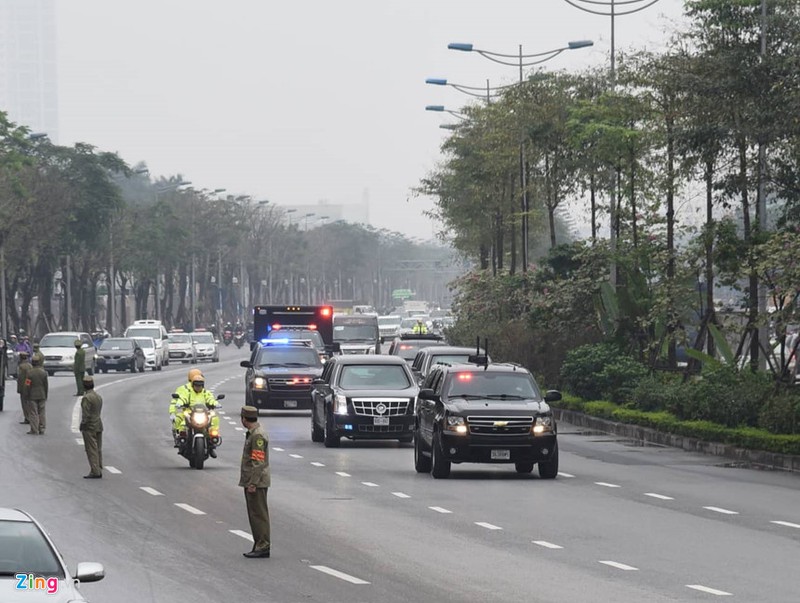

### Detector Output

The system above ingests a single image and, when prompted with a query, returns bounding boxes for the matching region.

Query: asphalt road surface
[2,344,799,602]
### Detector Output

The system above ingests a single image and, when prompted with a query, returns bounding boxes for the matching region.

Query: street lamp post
[445,39,592,272]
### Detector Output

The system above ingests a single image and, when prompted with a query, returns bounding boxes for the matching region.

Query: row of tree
[0,123,456,338]
[422,0,800,377]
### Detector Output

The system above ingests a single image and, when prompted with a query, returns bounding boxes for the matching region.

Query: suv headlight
[253,377,266,389]
[444,415,467,435]
[334,394,349,415]
[532,415,553,435]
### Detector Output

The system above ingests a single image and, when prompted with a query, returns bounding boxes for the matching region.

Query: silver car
[190,331,219,363]
[0,508,104,602]
[167,332,197,364]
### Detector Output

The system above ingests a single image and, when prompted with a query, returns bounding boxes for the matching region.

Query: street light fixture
[425,105,466,120]
[443,39,593,272]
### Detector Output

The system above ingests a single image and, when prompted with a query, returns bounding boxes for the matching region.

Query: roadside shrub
[631,374,682,412]
[560,343,646,402]
[597,357,648,404]
[758,390,800,435]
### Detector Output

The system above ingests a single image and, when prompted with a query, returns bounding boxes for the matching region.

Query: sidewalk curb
[553,408,800,474]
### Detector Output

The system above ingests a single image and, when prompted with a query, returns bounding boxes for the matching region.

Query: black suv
[240,340,323,410]
[414,362,561,479]
[410,345,490,385]
[311,355,418,447]
[387,333,446,364]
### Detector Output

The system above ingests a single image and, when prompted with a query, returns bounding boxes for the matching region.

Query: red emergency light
[308,324,317,330]
[320,307,332,317]
[457,373,473,381]
[272,323,281,330]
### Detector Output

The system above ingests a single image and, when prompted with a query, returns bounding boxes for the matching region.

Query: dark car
[265,328,328,363]
[0,507,105,602]
[96,337,145,373]
[240,340,324,410]
[311,354,418,447]
[387,333,446,364]
[410,345,490,385]
[414,362,562,479]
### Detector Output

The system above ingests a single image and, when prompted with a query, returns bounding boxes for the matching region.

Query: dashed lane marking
[475,522,503,530]
[104,466,121,474]
[392,492,411,499]
[557,472,575,478]
[175,503,206,515]
[361,482,379,487]
[310,462,325,467]
[272,447,285,452]
[532,540,563,549]
[229,530,254,542]
[289,454,303,459]
[599,561,638,571]
[595,482,621,488]
[75,438,84,445]
[770,520,800,529]
[140,487,164,496]
[235,427,244,431]
[335,472,351,477]
[310,565,370,585]
[429,506,452,514]
[703,506,739,515]
[644,492,674,500]
[686,585,732,596]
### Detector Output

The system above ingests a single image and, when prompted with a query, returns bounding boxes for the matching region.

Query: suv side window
[320,359,335,383]
[411,352,424,372]
[422,367,441,391]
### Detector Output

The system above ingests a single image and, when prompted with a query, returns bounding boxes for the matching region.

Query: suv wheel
[323,411,340,448]
[311,409,324,443]
[414,429,432,473]
[538,441,559,479]
[430,431,450,479]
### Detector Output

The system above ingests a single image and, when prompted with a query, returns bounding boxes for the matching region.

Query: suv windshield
[0,520,64,577]
[339,364,411,389]
[447,372,540,399]
[256,347,321,368]
[100,339,134,350]
[40,334,80,347]
[333,325,378,341]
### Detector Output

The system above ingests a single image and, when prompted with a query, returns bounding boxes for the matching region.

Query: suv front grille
[358,424,403,433]
[467,416,533,436]
[268,377,312,392]
[352,398,410,416]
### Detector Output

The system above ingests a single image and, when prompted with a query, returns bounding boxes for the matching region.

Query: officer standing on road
[79,376,103,479]
[73,339,85,396]
[24,357,48,435]
[31,342,43,366]
[239,406,271,558]
[16,352,32,424]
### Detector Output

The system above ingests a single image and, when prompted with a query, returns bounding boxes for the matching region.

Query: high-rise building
[0,0,58,140]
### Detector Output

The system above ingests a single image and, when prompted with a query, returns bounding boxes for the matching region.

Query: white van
[124,320,170,366]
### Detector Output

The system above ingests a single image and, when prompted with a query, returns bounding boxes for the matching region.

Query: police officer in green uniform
[79,376,103,479]
[24,357,48,435]
[73,339,86,396]
[239,406,271,558]
[16,352,32,424]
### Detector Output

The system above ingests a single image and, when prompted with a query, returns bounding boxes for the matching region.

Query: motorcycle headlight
[445,415,467,434]
[532,415,553,435]
[334,394,348,415]
[253,377,266,389]
[192,412,209,427]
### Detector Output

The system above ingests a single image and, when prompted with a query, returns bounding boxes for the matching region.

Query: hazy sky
[55,0,688,237]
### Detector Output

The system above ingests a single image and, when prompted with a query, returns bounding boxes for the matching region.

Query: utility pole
[757,0,769,369]
[0,243,7,339]
[109,226,115,336]
[65,255,71,331]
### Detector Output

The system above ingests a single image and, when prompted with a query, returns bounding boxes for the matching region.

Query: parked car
[311,354,418,447]
[0,507,105,602]
[95,338,145,373]
[123,319,169,366]
[39,332,96,377]
[190,331,219,362]
[167,332,197,364]
[130,336,162,371]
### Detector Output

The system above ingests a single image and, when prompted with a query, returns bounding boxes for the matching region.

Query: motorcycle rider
[174,375,221,457]
[170,368,204,446]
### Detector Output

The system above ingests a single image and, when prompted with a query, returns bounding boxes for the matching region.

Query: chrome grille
[467,416,533,436]
[352,398,410,417]
[358,424,403,433]
[268,377,312,392]
[44,355,61,361]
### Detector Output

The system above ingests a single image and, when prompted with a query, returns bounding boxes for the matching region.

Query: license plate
[491,449,510,460]
[283,400,297,408]
[106,359,116,364]
[374,416,390,426]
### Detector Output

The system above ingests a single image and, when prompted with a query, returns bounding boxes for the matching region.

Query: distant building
[0,0,58,139]
[280,197,369,228]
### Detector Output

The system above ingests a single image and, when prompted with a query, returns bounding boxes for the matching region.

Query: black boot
[209,447,217,458]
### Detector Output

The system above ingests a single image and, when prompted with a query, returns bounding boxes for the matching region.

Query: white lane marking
[235,427,244,431]
[429,506,452,514]
[361,482,379,487]
[289,454,303,459]
[475,522,503,530]
[174,503,206,515]
[140,486,164,496]
[104,466,121,474]
[771,520,800,529]
[229,530,254,542]
[686,585,732,596]
[644,492,674,500]
[335,472,351,477]
[75,438,84,445]
[703,506,739,515]
[272,447,285,452]
[392,492,411,499]
[310,462,325,467]
[599,560,638,571]
[227,421,237,425]
[310,565,370,585]
[532,540,563,549]
[595,482,621,488]
[558,472,575,478]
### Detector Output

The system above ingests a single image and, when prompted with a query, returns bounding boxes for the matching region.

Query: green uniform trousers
[82,430,103,476]
[244,488,270,552]
[20,393,31,422]
[28,400,46,434]
[74,371,85,395]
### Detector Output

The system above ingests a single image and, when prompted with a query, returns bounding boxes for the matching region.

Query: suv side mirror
[312,378,326,386]
[240,360,252,369]
[544,390,562,403]
[418,388,436,401]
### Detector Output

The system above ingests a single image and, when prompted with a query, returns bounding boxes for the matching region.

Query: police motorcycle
[233,329,246,348]
[222,328,233,346]
[171,393,224,470]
